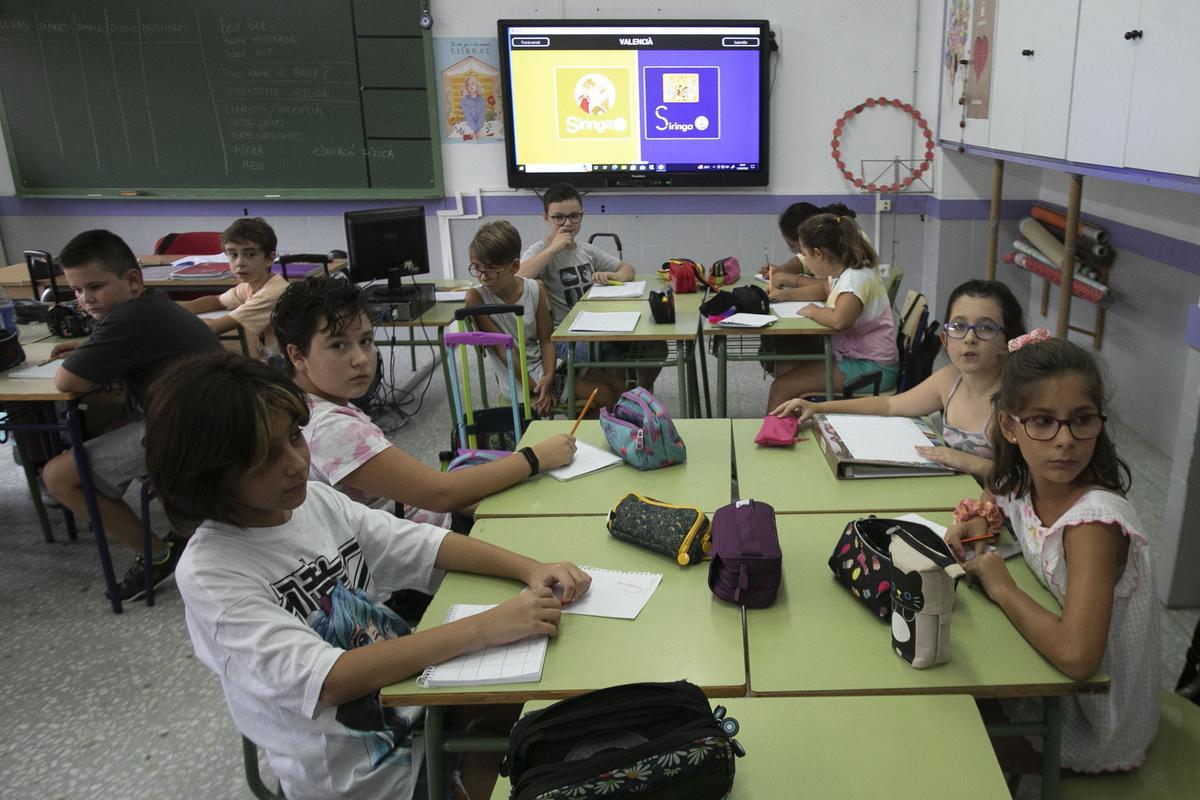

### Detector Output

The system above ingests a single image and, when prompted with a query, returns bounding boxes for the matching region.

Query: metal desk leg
[685,343,701,418]
[675,343,689,418]
[1042,696,1062,800]
[39,403,77,540]
[64,400,123,614]
[565,345,577,418]
[408,327,417,371]
[436,329,457,433]
[11,419,54,543]
[697,330,712,418]
[823,336,835,400]
[716,338,728,417]
[424,705,447,800]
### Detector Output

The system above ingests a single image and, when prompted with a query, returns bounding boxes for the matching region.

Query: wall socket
[877,199,892,212]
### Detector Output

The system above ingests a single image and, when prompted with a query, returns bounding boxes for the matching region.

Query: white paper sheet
[560,567,662,619]
[5,361,61,379]
[568,311,640,333]
[823,414,940,465]
[418,604,547,686]
[544,440,623,481]
[770,301,817,317]
[717,313,777,328]
[586,281,646,299]
[754,272,770,283]
[197,310,228,320]
[434,291,468,302]
[170,253,229,267]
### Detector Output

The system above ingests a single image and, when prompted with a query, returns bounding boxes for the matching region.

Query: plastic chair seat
[1060,692,1200,800]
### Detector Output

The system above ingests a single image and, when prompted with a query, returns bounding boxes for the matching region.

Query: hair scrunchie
[1008,327,1052,352]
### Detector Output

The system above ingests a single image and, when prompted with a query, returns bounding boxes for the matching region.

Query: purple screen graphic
[637,50,759,165]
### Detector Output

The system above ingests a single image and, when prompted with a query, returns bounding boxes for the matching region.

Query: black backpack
[501,680,744,799]
[699,284,769,318]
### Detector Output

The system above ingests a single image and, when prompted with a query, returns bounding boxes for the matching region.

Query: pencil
[960,532,998,545]
[606,278,624,286]
[569,388,599,436]
[37,355,62,367]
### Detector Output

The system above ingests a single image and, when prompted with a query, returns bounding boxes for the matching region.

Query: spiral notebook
[560,567,662,619]
[417,604,547,687]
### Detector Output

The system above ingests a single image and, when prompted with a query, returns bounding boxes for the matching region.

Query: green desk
[474,419,732,518]
[746,513,1107,799]
[380,519,746,800]
[732,419,979,513]
[492,695,1011,800]
[553,295,703,418]
[704,307,834,415]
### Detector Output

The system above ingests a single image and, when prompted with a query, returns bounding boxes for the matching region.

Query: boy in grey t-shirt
[519,183,661,389]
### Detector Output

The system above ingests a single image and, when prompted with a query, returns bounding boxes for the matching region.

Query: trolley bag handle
[454,303,525,321]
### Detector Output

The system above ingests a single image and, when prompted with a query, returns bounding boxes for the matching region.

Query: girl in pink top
[947,334,1159,774]
[766,213,898,410]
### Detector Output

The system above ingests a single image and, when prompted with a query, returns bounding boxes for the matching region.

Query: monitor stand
[364,269,435,321]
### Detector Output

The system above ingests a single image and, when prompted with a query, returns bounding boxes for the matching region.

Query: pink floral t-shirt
[303,396,393,510]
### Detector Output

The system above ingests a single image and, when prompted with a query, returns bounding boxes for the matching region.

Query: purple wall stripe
[1189,306,1200,351]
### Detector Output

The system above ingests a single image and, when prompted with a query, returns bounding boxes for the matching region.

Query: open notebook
[544,441,623,481]
[417,604,548,687]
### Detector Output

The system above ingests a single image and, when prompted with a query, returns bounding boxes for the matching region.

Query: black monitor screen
[344,206,430,283]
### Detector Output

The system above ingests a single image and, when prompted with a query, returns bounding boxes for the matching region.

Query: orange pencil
[960,532,998,545]
[569,388,599,436]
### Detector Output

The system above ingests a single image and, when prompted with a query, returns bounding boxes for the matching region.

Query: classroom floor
[0,349,1195,799]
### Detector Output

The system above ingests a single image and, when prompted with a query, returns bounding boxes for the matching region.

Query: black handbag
[501,680,744,800]
[0,327,25,371]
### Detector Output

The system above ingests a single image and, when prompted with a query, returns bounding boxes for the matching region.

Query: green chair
[883,265,905,307]
[243,736,286,799]
[1059,692,1200,799]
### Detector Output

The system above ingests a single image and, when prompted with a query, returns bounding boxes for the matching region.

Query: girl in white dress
[947,330,1159,773]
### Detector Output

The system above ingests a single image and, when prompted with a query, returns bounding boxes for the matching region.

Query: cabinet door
[1067,0,1139,167]
[985,0,1031,152]
[1124,3,1200,176]
[1021,0,1081,158]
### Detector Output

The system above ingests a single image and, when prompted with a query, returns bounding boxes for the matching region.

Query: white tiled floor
[1,346,1195,799]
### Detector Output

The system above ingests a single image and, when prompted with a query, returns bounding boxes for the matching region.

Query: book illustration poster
[435,38,505,144]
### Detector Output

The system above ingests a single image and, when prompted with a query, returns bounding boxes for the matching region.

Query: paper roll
[1002,251,1111,306]
[1019,217,1068,266]
[1012,239,1056,267]
[1031,204,1109,244]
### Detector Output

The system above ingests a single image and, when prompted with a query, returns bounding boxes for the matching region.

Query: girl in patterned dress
[772,279,1025,479]
[947,332,1159,773]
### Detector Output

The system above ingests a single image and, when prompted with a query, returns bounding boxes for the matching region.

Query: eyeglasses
[468,263,507,278]
[548,212,584,225]
[1009,412,1107,441]
[943,320,1003,340]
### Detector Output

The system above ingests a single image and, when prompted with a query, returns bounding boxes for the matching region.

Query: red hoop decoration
[831,97,934,194]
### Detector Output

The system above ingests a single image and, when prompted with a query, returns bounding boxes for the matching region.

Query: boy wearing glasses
[520,183,663,391]
[469,221,623,414]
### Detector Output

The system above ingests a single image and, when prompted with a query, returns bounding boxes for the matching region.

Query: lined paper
[569,311,641,333]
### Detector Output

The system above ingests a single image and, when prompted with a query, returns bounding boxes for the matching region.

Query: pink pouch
[755,414,800,446]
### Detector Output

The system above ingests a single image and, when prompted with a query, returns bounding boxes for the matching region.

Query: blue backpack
[599,387,687,470]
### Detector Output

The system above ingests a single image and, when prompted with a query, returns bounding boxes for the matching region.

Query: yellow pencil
[569,388,599,436]
[37,355,63,367]
[606,278,625,286]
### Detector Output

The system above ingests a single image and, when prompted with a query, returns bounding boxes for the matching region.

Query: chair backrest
[894,291,941,392]
[883,266,905,307]
[154,231,223,255]
[23,249,71,302]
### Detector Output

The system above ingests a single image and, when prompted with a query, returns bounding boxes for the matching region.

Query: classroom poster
[962,0,995,120]
[434,38,504,144]
[943,0,970,109]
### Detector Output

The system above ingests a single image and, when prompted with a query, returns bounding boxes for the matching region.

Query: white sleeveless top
[997,488,1160,773]
[474,277,546,396]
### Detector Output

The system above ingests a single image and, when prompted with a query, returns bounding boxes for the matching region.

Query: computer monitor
[343,206,430,287]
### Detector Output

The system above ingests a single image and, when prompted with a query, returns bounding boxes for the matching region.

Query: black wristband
[519,446,539,476]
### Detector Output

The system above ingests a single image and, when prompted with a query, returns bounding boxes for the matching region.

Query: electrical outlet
[878,199,892,212]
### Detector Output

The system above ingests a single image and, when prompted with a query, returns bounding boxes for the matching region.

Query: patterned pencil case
[606,492,712,566]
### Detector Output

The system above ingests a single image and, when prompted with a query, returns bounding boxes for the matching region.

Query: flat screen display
[498,20,770,189]
[343,206,429,283]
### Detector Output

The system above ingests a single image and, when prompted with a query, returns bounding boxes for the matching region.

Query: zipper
[675,513,710,566]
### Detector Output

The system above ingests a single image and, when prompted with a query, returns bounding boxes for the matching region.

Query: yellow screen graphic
[509,50,640,165]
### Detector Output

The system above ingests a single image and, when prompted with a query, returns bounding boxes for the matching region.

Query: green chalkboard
[0,0,443,198]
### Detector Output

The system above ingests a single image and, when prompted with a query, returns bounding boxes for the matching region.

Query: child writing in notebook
[179,217,287,360]
[771,279,1026,478]
[760,203,862,300]
[465,220,623,416]
[946,333,1158,774]
[272,277,577,518]
[765,213,898,410]
[148,351,590,800]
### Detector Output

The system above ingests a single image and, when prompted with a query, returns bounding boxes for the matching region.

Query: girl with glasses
[772,279,1025,480]
[947,334,1158,776]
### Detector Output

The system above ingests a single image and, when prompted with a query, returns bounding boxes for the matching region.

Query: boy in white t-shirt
[145,352,589,800]
[180,217,288,360]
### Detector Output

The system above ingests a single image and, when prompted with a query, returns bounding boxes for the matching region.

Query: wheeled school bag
[501,680,744,799]
[444,304,534,457]
[708,499,782,608]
